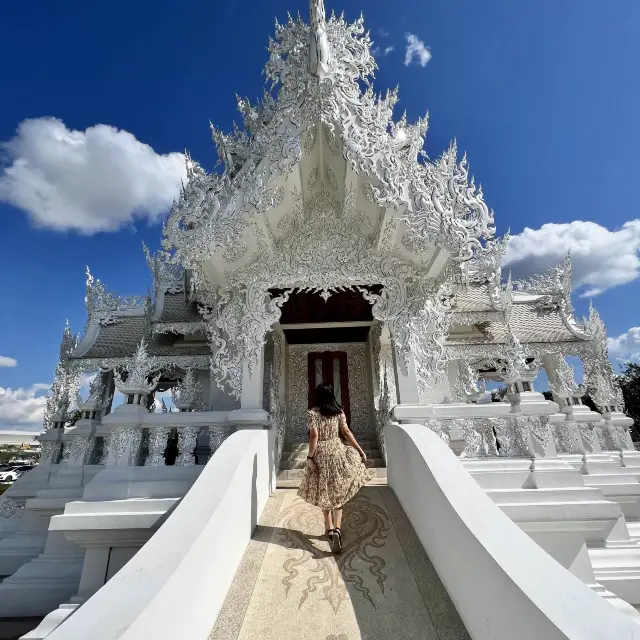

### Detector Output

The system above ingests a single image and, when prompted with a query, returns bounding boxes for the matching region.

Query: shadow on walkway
[210,487,470,640]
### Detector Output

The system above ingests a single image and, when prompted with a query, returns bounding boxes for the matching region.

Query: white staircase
[276,439,387,488]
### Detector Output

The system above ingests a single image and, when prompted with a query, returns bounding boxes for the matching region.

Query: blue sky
[0,0,639,429]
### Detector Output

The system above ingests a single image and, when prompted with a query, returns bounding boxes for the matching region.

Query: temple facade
[1,3,640,639]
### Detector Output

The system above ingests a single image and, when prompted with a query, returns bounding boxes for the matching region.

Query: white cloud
[0,117,186,234]
[0,357,17,367]
[78,372,96,391]
[0,384,49,430]
[151,390,175,413]
[503,219,640,296]
[373,45,395,58]
[608,327,640,363]
[379,28,389,37]
[404,34,432,67]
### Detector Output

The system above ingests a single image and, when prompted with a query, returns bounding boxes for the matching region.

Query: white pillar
[229,345,270,429]
[240,345,265,410]
[392,342,420,405]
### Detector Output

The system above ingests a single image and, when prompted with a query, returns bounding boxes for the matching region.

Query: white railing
[385,422,640,640]
[400,414,635,459]
[46,427,276,640]
[52,412,235,469]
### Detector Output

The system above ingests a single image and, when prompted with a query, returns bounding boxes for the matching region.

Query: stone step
[276,476,389,489]
[280,447,380,462]
[283,440,380,454]
[279,457,386,471]
[276,466,387,488]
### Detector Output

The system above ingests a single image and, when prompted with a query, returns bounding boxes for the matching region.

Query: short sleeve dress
[297,409,371,510]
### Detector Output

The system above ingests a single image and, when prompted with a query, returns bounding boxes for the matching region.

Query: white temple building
[1,2,640,639]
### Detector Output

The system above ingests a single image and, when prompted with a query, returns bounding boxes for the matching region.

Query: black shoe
[333,527,343,553]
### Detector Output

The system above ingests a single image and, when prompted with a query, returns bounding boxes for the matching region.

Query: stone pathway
[210,487,469,640]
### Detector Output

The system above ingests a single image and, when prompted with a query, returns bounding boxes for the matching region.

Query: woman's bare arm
[338,413,366,460]
[307,410,319,460]
[308,427,319,458]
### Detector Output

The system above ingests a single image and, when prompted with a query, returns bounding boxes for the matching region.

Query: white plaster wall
[47,427,276,640]
[386,422,640,640]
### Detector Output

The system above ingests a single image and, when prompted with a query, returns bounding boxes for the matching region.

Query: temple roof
[157,292,201,324]
[450,284,496,313]
[71,316,209,361]
[163,5,495,297]
[447,302,578,346]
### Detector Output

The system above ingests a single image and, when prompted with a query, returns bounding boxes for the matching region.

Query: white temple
[1,3,640,639]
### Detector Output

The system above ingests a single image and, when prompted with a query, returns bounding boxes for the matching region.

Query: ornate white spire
[171,369,202,411]
[76,375,111,413]
[583,303,624,410]
[548,353,586,400]
[114,339,161,396]
[309,0,331,78]
[44,321,80,429]
[451,361,487,403]
[497,331,540,384]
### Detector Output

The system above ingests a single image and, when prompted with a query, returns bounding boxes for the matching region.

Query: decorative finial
[114,338,161,396]
[309,0,331,77]
[171,369,202,411]
[497,330,540,384]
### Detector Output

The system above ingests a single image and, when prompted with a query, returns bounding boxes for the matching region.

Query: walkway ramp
[210,487,469,640]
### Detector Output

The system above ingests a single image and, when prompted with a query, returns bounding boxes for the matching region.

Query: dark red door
[307,351,351,426]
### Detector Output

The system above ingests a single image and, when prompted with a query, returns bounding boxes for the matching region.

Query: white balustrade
[145,427,170,467]
[176,427,199,466]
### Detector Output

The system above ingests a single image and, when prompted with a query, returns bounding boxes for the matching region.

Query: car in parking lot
[0,469,19,483]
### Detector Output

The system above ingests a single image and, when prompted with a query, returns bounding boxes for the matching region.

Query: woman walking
[297,383,371,553]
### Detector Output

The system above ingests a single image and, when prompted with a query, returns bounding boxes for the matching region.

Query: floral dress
[297,409,371,510]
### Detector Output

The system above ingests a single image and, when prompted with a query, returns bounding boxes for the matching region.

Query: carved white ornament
[547,353,586,400]
[496,331,541,384]
[450,360,487,403]
[582,303,625,410]
[85,267,147,327]
[76,373,111,413]
[287,343,372,442]
[114,339,161,396]
[171,369,202,410]
[163,3,494,291]
[143,242,184,294]
[44,321,80,429]
[514,253,589,340]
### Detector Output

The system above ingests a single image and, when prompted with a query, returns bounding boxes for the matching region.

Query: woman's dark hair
[315,383,343,417]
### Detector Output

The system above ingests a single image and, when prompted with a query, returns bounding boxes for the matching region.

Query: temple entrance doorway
[307,350,351,425]
[272,287,381,445]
